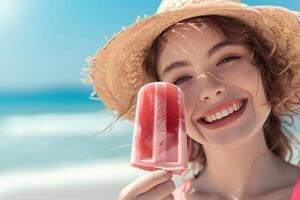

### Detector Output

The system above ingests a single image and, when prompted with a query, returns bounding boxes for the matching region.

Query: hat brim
[89,2,300,121]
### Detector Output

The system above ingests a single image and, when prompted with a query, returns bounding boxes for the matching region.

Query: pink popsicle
[130,82,188,175]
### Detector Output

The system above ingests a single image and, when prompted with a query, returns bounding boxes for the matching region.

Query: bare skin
[185,155,300,200]
[155,22,300,199]
[158,24,300,200]
[118,22,300,200]
[118,170,176,200]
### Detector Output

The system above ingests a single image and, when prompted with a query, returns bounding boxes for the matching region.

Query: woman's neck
[198,128,281,199]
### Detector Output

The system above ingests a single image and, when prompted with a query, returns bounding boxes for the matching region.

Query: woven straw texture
[82,0,300,121]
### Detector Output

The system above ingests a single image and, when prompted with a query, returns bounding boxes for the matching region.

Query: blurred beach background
[0,0,300,200]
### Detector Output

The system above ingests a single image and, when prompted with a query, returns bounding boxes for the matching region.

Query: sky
[0,0,299,93]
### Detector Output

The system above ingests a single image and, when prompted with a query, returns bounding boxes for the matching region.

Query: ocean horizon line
[0,87,102,104]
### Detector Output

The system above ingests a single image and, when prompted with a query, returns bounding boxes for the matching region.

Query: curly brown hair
[99,15,300,179]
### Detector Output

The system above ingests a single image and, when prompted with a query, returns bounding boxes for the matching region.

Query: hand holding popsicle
[118,170,175,200]
[119,82,187,200]
[130,82,188,175]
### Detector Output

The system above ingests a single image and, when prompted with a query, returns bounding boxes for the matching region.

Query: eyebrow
[161,40,236,77]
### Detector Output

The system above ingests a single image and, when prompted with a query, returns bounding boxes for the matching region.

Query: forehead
[157,22,226,62]
[157,22,226,66]
[160,22,224,48]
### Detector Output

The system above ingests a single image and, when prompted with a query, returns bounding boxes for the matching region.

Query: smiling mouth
[197,99,248,129]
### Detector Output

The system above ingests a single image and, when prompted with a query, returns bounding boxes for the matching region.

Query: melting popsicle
[130,82,188,175]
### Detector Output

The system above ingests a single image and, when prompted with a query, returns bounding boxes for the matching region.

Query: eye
[217,55,241,66]
[173,75,193,85]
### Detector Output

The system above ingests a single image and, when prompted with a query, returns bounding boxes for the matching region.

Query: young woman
[83,0,300,199]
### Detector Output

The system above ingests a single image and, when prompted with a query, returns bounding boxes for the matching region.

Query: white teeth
[211,115,217,121]
[228,106,234,114]
[216,112,222,120]
[233,103,238,111]
[203,100,245,123]
[206,116,212,122]
[222,109,229,117]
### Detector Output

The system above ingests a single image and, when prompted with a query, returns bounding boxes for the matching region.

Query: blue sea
[1,88,300,174]
[0,88,133,174]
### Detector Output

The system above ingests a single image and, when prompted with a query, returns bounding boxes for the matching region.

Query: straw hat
[82,0,300,121]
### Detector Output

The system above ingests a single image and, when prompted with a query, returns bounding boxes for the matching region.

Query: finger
[136,179,176,200]
[125,170,173,198]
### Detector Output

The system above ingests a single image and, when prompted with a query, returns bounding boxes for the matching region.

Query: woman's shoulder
[290,172,300,200]
[262,163,300,200]
[281,162,300,186]
[288,165,300,200]
[172,165,300,200]
[262,169,300,200]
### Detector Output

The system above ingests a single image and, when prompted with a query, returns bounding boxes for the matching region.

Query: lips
[197,99,248,129]
[198,98,248,120]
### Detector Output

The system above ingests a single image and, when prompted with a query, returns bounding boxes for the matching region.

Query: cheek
[181,85,198,116]
[219,63,261,93]
[219,62,257,82]
[222,64,270,116]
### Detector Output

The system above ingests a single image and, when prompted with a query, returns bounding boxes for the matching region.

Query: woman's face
[156,22,271,149]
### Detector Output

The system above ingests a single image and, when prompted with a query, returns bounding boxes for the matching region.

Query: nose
[196,72,226,102]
